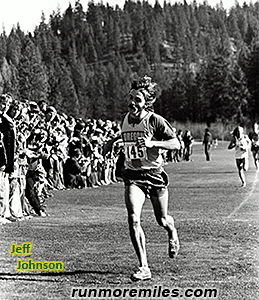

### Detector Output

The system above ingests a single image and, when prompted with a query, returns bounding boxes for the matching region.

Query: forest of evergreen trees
[0,0,259,126]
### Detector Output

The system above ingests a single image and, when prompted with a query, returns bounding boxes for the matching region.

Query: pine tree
[51,57,80,116]
[87,26,98,63]
[0,33,7,66]
[18,36,49,101]
[129,1,145,53]
[227,9,242,44]
[202,55,230,124]
[240,40,259,120]
[86,2,106,59]
[227,64,249,124]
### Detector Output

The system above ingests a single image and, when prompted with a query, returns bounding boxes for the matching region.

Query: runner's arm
[228,136,236,150]
[137,137,180,150]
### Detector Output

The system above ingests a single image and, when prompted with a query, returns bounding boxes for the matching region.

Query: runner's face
[128,89,146,118]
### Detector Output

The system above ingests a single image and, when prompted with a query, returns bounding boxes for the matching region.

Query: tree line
[0,0,259,125]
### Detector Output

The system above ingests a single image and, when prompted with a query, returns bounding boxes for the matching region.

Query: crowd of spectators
[0,94,123,224]
[0,93,195,224]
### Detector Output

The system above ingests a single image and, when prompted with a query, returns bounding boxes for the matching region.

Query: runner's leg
[236,159,246,186]
[125,184,148,268]
[150,187,179,258]
[150,187,177,240]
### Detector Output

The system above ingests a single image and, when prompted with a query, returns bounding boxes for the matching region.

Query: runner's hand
[137,137,153,148]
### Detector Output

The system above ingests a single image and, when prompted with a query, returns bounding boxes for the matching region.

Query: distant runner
[228,126,250,187]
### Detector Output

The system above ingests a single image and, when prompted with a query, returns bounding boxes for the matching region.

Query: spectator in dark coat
[0,94,16,221]
[0,94,15,174]
[63,148,85,189]
[203,128,213,161]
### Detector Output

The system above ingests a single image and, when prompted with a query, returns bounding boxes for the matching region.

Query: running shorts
[122,167,169,189]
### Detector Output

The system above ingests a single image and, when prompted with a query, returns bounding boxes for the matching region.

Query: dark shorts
[122,167,169,192]
[236,158,248,171]
[252,145,259,157]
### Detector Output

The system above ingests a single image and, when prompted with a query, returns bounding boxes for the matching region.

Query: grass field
[0,141,258,300]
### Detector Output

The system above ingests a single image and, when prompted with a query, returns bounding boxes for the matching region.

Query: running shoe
[130,267,151,281]
[168,238,180,259]
[39,210,47,217]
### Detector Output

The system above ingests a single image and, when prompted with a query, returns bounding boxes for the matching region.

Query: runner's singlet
[235,135,250,159]
[121,112,163,170]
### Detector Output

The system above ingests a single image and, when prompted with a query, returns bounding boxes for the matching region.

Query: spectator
[203,128,213,161]
[183,130,194,161]
[0,94,16,223]
[38,100,48,114]
[176,129,184,162]
[63,148,85,189]
[248,122,259,171]
[25,135,48,217]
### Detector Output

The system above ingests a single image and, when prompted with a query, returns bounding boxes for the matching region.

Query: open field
[0,141,258,300]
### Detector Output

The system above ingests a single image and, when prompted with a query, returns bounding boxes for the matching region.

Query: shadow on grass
[0,269,119,281]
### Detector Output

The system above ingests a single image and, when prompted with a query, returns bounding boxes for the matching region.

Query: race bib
[125,143,147,161]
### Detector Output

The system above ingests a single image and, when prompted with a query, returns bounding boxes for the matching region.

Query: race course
[1,141,258,300]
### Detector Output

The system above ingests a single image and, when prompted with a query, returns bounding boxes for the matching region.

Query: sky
[0,0,257,35]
